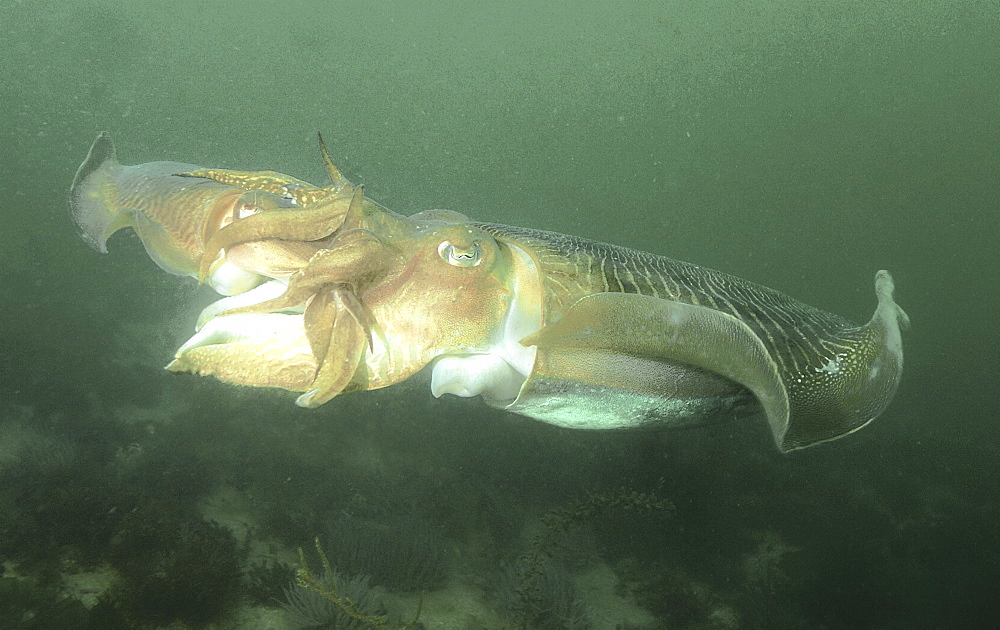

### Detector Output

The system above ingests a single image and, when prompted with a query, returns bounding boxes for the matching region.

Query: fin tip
[69,132,122,253]
[873,269,910,330]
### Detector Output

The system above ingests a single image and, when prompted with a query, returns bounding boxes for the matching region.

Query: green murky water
[1,1,997,627]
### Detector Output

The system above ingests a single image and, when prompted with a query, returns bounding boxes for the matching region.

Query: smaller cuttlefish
[70,132,909,452]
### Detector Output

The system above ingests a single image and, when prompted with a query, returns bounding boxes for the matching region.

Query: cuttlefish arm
[170,207,532,408]
[177,132,351,206]
[208,189,390,406]
[69,132,316,295]
[297,288,369,407]
[172,187,396,407]
[166,289,370,407]
[182,134,362,283]
[195,190,359,283]
[167,312,318,391]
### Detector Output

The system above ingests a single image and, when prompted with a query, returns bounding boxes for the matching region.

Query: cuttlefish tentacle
[196,186,362,283]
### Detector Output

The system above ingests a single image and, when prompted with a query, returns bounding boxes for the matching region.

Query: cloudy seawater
[1,0,997,627]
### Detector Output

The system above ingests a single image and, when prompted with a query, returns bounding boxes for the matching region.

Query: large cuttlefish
[70,132,909,452]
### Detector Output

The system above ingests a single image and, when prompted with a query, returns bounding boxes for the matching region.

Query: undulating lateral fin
[69,131,126,253]
[779,270,909,451]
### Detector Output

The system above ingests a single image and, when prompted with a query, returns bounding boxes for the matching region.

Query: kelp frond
[296,537,388,629]
[294,537,422,629]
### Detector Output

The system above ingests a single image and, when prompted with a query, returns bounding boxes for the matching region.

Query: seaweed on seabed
[288,538,422,630]
[0,576,94,629]
[246,559,297,605]
[282,568,385,630]
[497,559,594,629]
[509,489,674,628]
[324,515,450,593]
[111,516,246,626]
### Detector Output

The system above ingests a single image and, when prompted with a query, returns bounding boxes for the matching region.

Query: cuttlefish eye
[438,240,482,267]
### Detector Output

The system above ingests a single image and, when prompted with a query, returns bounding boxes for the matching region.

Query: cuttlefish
[70,132,909,452]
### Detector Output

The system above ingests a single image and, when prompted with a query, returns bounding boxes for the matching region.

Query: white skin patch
[815,353,847,376]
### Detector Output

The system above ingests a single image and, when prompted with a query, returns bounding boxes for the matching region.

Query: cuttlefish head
[169,201,542,408]
[364,210,539,394]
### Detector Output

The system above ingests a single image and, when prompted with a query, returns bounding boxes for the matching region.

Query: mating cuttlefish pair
[70,132,909,452]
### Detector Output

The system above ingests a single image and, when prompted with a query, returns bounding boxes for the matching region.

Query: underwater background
[1,0,997,628]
